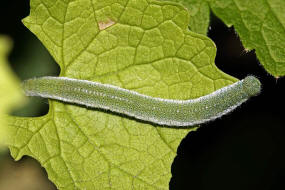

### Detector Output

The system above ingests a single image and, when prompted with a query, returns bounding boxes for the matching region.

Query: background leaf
[6,0,237,189]
[0,36,24,145]
[167,0,285,77]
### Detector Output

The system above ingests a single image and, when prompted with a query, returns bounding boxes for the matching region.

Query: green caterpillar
[22,76,261,126]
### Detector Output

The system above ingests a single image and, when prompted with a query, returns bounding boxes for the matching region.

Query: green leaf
[168,0,285,77]
[0,36,24,146]
[210,0,285,77]
[6,0,236,189]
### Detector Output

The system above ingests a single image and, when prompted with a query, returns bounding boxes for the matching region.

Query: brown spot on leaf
[98,20,115,30]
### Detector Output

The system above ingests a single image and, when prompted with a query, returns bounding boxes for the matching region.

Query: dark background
[0,1,284,190]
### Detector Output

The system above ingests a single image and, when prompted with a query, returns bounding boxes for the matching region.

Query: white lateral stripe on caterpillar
[22,76,261,127]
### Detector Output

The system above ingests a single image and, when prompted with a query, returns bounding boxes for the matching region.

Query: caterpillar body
[22,76,261,127]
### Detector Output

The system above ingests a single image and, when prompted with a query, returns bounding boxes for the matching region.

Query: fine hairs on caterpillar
[22,76,261,127]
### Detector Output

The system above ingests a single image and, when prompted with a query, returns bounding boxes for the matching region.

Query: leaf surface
[7,0,236,189]
[161,0,210,35]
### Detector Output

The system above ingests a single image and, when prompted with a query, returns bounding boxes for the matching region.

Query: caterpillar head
[242,76,261,97]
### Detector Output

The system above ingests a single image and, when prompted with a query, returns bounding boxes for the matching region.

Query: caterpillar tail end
[242,76,261,97]
[21,79,37,97]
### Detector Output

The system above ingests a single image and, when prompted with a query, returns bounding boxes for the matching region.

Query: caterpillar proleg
[22,76,261,126]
